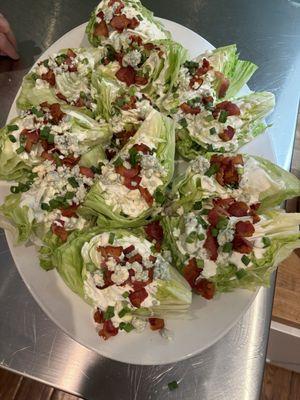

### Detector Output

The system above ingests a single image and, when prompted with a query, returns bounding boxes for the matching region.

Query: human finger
[0,32,19,60]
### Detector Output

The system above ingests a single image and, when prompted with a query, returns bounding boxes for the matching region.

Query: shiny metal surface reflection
[0,0,299,399]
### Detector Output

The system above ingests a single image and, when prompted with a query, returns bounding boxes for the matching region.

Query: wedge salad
[0,0,299,342]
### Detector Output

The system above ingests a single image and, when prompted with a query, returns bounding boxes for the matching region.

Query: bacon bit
[56,92,68,102]
[149,255,157,263]
[232,236,253,254]
[66,49,76,59]
[94,308,104,324]
[79,166,95,178]
[49,103,65,124]
[215,101,241,116]
[183,258,201,287]
[61,204,79,218]
[115,52,124,65]
[128,17,140,29]
[194,279,215,300]
[127,253,143,264]
[219,126,235,142]
[116,66,136,86]
[97,245,123,259]
[62,155,80,168]
[189,76,203,89]
[132,268,154,291]
[74,97,85,108]
[228,201,249,217]
[115,164,141,178]
[149,318,165,331]
[203,228,219,261]
[232,154,244,165]
[40,139,54,151]
[96,11,104,19]
[94,20,109,38]
[99,320,119,340]
[213,197,235,209]
[195,58,211,76]
[250,202,261,212]
[235,221,255,237]
[123,245,135,255]
[51,220,68,242]
[20,129,40,153]
[202,95,214,105]
[132,143,151,154]
[40,101,51,109]
[144,220,164,244]
[135,75,148,86]
[215,71,230,98]
[123,175,142,190]
[120,95,137,110]
[139,186,153,206]
[102,57,110,66]
[41,151,55,162]
[180,102,201,115]
[207,206,229,227]
[212,155,241,187]
[129,288,148,308]
[41,69,56,86]
[100,270,114,289]
[251,212,261,224]
[110,15,131,32]
[114,129,137,147]
[130,35,143,46]
[105,148,117,161]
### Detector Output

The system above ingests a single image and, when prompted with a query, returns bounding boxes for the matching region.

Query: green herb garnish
[205,163,220,177]
[119,322,134,333]
[209,127,217,135]
[108,232,115,245]
[7,124,19,132]
[104,306,115,321]
[68,177,79,188]
[16,146,25,154]
[168,381,179,391]
[218,110,228,123]
[222,242,233,253]
[241,255,251,266]
[8,135,17,143]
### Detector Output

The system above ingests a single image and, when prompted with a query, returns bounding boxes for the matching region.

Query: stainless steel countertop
[0,1,299,399]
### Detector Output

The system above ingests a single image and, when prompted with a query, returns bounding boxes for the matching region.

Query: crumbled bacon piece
[129,288,148,308]
[210,155,241,187]
[251,212,261,224]
[215,71,230,98]
[123,174,142,190]
[74,97,85,108]
[51,220,68,242]
[99,320,119,340]
[144,220,163,244]
[132,143,151,154]
[49,103,65,124]
[202,95,214,105]
[79,166,95,178]
[215,101,241,116]
[135,75,148,86]
[20,129,40,153]
[41,69,56,86]
[128,17,140,29]
[130,35,143,46]
[250,202,261,211]
[105,148,117,161]
[203,228,219,261]
[132,268,154,291]
[196,58,211,76]
[180,102,201,115]
[61,204,79,218]
[123,245,135,255]
[115,164,141,178]
[189,76,203,89]
[219,126,235,142]
[213,197,235,208]
[114,129,137,147]
[228,201,249,217]
[94,20,109,37]
[149,318,165,331]
[207,206,229,227]
[232,236,253,254]
[183,258,201,287]
[116,66,136,86]
[194,278,215,300]
[120,95,137,110]
[138,186,153,206]
[94,309,104,324]
[97,246,123,258]
[235,221,255,237]
[127,253,143,264]
[110,15,131,32]
[66,49,76,59]
[62,155,80,168]
[56,92,68,102]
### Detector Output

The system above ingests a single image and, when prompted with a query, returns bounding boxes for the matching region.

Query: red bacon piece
[79,166,95,178]
[128,17,140,29]
[196,58,211,76]
[127,253,143,264]
[149,318,165,331]
[235,221,255,237]
[130,35,143,46]
[66,49,76,59]
[123,174,142,190]
[144,220,163,244]
[123,245,135,255]
[41,151,55,162]
[105,148,117,161]
[96,11,104,19]
[219,126,235,142]
[228,201,249,217]
[232,236,253,254]
[135,75,148,86]
[202,95,214,105]
[94,308,104,324]
[116,66,136,86]
[180,102,201,115]
[251,212,261,224]
[62,155,80,168]
[203,228,218,261]
[138,186,153,206]
[110,15,131,32]
[115,164,141,178]
[250,202,261,212]
[49,103,65,124]
[74,97,85,108]
[215,71,230,98]
[132,268,154,291]
[94,20,109,37]
[114,129,137,147]
[189,76,203,89]
[41,69,56,86]
[194,278,215,300]
[213,197,235,209]
[56,92,68,102]
[20,129,40,153]
[132,143,151,154]
[61,204,79,218]
[51,220,68,242]
[129,288,148,308]
[99,320,119,340]
[183,258,201,287]
[120,95,137,110]
[215,101,241,116]
[207,206,229,227]
[97,246,123,258]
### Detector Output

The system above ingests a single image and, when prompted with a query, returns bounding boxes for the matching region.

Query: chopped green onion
[104,306,115,321]
[136,14,143,21]
[18,183,30,192]
[193,201,202,210]
[41,202,50,211]
[262,237,271,248]
[168,381,179,391]
[115,97,126,108]
[55,54,67,65]
[114,157,123,167]
[16,146,25,154]
[129,147,139,166]
[222,242,233,253]
[236,269,247,279]
[122,291,129,298]
[119,322,134,333]
[118,307,131,318]
[52,153,62,166]
[186,231,198,243]
[82,58,89,64]
[205,115,214,122]
[65,191,75,200]
[216,216,228,230]
[196,259,204,268]
[209,127,217,135]
[10,186,20,194]
[40,126,51,139]
[204,163,220,177]
[241,255,251,266]
[154,189,165,204]
[196,215,208,229]
[8,134,17,143]
[43,59,49,68]
[80,91,87,99]
[31,107,44,118]
[199,208,210,215]
[47,133,55,144]
[197,233,205,241]
[211,228,219,237]
[179,118,188,128]
[68,177,79,188]
[218,110,228,123]
[108,232,115,245]
[7,124,19,132]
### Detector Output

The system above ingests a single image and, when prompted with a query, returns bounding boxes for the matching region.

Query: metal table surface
[0,1,299,399]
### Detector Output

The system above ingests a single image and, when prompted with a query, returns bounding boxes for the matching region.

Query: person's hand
[0,13,19,60]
